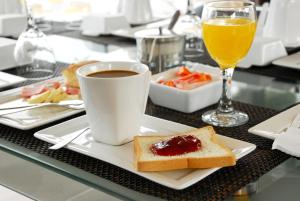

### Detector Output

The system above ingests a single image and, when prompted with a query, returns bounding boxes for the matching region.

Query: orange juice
[202,18,256,69]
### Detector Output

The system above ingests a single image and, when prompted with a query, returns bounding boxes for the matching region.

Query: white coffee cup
[77,61,151,145]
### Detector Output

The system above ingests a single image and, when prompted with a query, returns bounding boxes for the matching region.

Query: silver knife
[48,127,90,150]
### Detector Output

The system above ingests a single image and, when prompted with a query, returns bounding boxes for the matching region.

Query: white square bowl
[149,64,222,113]
[0,37,17,70]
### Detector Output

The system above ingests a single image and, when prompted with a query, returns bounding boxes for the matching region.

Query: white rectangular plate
[0,71,26,88]
[0,77,83,130]
[34,115,256,189]
[248,104,300,140]
[272,51,300,70]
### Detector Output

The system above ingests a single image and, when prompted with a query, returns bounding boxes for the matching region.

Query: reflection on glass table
[35,35,135,64]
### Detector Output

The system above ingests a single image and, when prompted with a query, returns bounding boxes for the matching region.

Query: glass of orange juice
[201,1,256,127]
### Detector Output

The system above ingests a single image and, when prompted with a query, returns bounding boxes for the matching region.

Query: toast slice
[134,126,236,172]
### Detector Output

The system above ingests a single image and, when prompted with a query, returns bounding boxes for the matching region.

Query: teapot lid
[134,28,183,39]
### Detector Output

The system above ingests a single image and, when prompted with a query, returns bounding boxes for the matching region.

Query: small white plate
[248,104,300,140]
[0,71,26,88]
[0,77,83,130]
[112,19,170,39]
[34,115,256,189]
[272,51,300,70]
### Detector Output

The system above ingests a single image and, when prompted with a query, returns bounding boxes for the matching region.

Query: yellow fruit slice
[52,91,68,103]
[65,94,80,100]
[44,87,63,103]
[27,90,51,104]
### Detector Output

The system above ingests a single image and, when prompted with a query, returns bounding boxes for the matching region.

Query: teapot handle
[256,2,269,36]
[148,38,157,63]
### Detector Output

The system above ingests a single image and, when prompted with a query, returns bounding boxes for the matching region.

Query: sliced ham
[158,66,213,90]
[21,85,49,99]
[51,81,61,89]
[65,86,80,95]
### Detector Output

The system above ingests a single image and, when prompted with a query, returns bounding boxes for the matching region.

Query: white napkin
[272,114,300,157]
[0,0,24,14]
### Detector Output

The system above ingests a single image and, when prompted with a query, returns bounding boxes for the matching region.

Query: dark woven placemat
[0,98,290,201]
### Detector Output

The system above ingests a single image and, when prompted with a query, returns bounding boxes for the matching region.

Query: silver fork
[48,127,90,150]
[0,100,84,111]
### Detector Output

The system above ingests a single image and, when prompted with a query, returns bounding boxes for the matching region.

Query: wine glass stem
[24,0,36,29]
[186,0,194,15]
[217,68,234,114]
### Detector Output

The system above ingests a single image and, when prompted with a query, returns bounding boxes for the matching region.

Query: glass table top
[0,35,299,201]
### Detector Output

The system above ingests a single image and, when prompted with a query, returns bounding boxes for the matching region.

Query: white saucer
[0,71,26,88]
[34,115,256,189]
[272,51,300,70]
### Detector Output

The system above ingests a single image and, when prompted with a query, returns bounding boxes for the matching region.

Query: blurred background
[0,0,268,23]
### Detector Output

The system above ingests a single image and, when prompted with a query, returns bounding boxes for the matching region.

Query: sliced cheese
[27,90,51,104]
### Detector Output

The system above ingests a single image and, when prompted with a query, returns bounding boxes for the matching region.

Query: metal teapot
[135,28,185,73]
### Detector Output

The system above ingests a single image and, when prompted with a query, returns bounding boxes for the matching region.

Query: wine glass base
[202,110,249,127]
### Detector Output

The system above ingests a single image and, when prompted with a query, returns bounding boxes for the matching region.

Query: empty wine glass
[14,0,56,81]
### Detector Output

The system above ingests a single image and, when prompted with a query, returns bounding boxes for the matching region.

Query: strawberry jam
[150,135,201,156]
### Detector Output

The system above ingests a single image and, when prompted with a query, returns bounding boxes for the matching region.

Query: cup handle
[142,70,151,113]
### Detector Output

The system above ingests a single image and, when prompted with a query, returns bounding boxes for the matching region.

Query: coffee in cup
[87,70,138,78]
